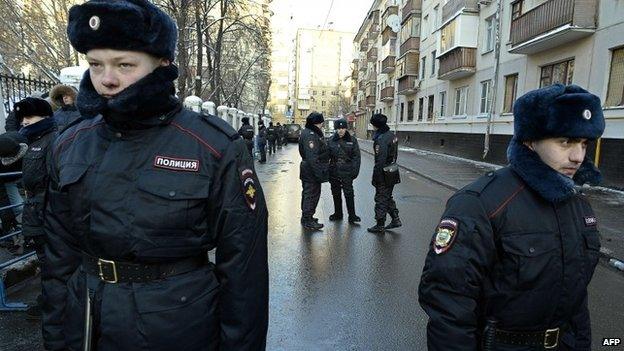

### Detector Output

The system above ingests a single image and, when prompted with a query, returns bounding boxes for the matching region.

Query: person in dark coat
[42,1,269,350]
[276,122,284,149]
[266,122,277,155]
[0,132,28,249]
[238,116,255,157]
[299,112,329,230]
[328,119,361,223]
[419,84,605,351]
[257,119,267,163]
[368,113,401,233]
[50,84,81,130]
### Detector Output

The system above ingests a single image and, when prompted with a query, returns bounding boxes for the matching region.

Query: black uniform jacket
[266,126,277,141]
[372,126,398,186]
[42,109,269,351]
[238,124,254,140]
[328,131,360,180]
[298,125,329,183]
[419,146,601,351]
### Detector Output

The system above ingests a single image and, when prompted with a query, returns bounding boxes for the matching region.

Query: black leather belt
[494,326,566,349]
[82,253,207,283]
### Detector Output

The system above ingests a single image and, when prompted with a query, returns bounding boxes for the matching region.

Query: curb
[360,143,624,272]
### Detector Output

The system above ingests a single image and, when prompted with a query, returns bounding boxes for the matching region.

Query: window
[511,0,523,20]
[407,100,415,121]
[439,91,446,117]
[606,47,624,106]
[480,80,492,114]
[400,102,405,121]
[440,19,456,53]
[418,97,424,121]
[428,95,435,121]
[423,15,429,39]
[484,16,495,53]
[421,56,427,79]
[322,91,326,96]
[503,74,518,113]
[433,5,439,31]
[321,101,326,107]
[540,59,574,87]
[401,16,421,43]
[454,86,468,115]
[431,50,436,76]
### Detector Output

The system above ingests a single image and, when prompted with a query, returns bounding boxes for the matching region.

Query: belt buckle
[544,328,559,349]
[97,258,118,283]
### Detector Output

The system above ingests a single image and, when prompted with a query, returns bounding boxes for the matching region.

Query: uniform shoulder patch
[200,113,239,141]
[433,218,459,255]
[240,168,258,210]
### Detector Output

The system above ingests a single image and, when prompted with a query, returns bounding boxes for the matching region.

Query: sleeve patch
[241,169,257,210]
[433,218,459,255]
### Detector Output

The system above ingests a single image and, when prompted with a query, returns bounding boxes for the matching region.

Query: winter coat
[372,125,398,186]
[328,131,360,180]
[298,124,329,183]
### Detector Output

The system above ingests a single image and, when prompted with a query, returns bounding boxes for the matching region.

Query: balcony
[359,63,367,72]
[397,76,419,95]
[367,47,378,62]
[509,0,597,54]
[366,71,377,85]
[382,55,396,73]
[438,47,476,80]
[366,95,377,107]
[370,10,380,26]
[381,87,395,102]
[358,100,366,111]
[382,1,399,25]
[368,25,380,41]
[396,52,419,78]
[402,0,422,23]
[358,80,366,90]
[442,0,478,23]
[400,37,420,57]
[351,70,358,80]
[360,41,369,52]
[382,26,397,45]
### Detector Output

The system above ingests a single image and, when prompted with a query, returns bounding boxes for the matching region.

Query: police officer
[257,119,267,163]
[418,84,605,351]
[368,113,401,233]
[43,1,269,350]
[328,118,361,223]
[50,84,81,130]
[299,112,329,230]
[266,122,277,155]
[276,122,284,149]
[13,98,57,318]
[238,116,255,157]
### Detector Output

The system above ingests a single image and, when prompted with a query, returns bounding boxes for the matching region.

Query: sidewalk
[358,139,624,271]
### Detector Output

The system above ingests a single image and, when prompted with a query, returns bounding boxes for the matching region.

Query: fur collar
[507,140,602,203]
[332,131,352,142]
[19,117,56,142]
[373,124,390,140]
[1,143,28,166]
[305,123,324,137]
[76,64,181,130]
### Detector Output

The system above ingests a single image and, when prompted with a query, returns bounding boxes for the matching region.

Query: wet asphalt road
[1,143,623,350]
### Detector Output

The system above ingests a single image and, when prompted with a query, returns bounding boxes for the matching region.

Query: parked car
[284,123,302,142]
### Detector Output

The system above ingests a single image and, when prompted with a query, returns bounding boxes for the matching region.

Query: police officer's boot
[346,197,360,223]
[367,220,385,233]
[329,193,343,221]
[302,216,323,230]
[385,212,402,230]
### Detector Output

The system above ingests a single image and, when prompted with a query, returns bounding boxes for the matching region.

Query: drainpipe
[483,0,505,159]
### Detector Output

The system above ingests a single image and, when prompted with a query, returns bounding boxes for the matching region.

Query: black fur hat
[306,112,324,124]
[67,0,178,61]
[14,97,53,120]
[241,117,250,125]
[334,118,348,129]
[370,113,388,128]
[513,84,605,141]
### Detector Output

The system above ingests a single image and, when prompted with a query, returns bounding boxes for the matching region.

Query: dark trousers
[244,139,254,158]
[258,143,266,162]
[374,184,398,221]
[268,140,276,154]
[301,181,322,219]
[330,177,354,215]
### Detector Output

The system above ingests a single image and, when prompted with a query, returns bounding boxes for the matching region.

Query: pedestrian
[14,97,57,319]
[42,1,269,350]
[276,122,284,149]
[418,84,605,350]
[266,122,277,155]
[367,113,401,233]
[50,84,81,130]
[299,112,330,230]
[328,118,361,223]
[0,131,29,252]
[238,116,255,158]
[257,119,267,163]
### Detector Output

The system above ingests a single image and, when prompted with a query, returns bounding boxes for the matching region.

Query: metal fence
[1,73,58,115]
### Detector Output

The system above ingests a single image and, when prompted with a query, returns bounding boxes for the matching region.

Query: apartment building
[352,0,624,187]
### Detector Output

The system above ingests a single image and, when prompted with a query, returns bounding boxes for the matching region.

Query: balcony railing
[381,87,395,101]
[400,37,420,57]
[382,26,397,45]
[382,2,399,24]
[358,100,366,110]
[510,0,597,51]
[438,47,476,80]
[366,95,377,107]
[397,76,419,95]
[367,71,377,84]
[382,56,396,73]
[360,41,369,52]
[402,0,422,23]
[367,47,378,61]
[442,0,478,23]
[397,52,419,78]
[358,80,366,90]
[368,25,380,41]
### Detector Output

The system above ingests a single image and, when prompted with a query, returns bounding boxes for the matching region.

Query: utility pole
[483,0,504,159]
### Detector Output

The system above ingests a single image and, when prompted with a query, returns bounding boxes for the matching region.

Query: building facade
[352,0,624,187]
